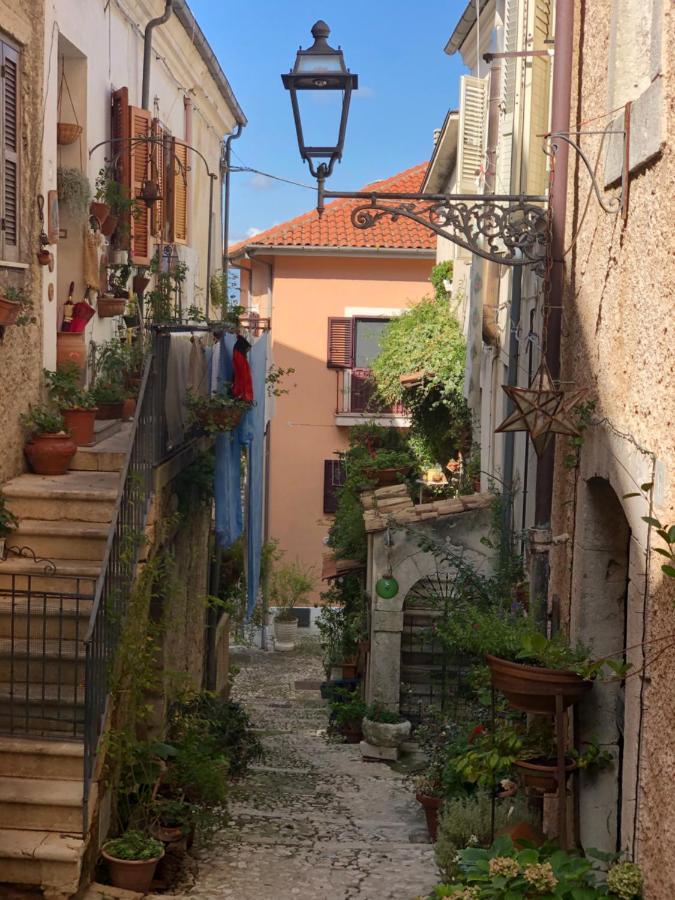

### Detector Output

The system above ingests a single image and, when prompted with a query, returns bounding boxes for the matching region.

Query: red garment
[232,346,253,402]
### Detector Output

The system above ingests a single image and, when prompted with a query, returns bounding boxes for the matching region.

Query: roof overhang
[422,110,459,193]
[230,245,436,261]
[174,0,247,126]
[445,0,491,56]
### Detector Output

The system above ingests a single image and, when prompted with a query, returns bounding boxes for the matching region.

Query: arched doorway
[573,476,631,852]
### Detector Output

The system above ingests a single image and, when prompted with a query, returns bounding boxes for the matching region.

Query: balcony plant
[361,448,417,487]
[57,167,91,221]
[94,168,141,240]
[0,286,34,328]
[186,388,252,434]
[20,406,76,475]
[101,830,164,892]
[45,366,98,446]
[0,492,18,561]
[271,560,314,650]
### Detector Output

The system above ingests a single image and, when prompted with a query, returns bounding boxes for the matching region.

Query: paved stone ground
[152,641,437,900]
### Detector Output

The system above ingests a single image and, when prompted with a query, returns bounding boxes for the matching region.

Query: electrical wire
[228,166,316,191]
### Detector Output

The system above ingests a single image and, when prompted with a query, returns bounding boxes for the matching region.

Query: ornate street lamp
[282,21,358,188]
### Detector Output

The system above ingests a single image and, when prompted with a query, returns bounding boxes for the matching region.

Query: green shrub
[103,830,163,861]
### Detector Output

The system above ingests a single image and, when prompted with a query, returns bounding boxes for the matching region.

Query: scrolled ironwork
[349,196,549,271]
[3,545,57,575]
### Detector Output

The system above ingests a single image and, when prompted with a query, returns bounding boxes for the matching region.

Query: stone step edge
[0,827,84,862]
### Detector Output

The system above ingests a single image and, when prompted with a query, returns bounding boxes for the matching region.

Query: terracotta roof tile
[230,163,435,255]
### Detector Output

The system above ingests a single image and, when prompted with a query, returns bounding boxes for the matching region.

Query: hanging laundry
[232,334,254,403]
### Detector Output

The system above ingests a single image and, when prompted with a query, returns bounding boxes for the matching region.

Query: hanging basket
[57,122,83,145]
[196,407,245,432]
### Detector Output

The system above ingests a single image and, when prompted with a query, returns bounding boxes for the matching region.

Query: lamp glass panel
[296,54,344,75]
[294,87,344,153]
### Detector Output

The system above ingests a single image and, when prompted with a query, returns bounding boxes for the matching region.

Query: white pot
[362,717,411,748]
[111,249,128,265]
[274,618,298,651]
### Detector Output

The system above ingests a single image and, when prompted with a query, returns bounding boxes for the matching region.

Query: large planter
[62,407,97,446]
[362,716,411,748]
[416,792,442,841]
[96,401,125,420]
[514,757,576,794]
[102,847,164,892]
[0,295,20,326]
[97,295,126,318]
[362,465,410,487]
[56,332,87,377]
[274,618,298,651]
[24,432,77,476]
[485,655,593,715]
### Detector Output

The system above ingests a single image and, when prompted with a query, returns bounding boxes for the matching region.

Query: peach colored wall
[261,253,434,600]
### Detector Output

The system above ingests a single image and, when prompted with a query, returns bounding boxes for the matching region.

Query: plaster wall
[0,2,45,484]
[262,252,434,595]
[548,0,674,889]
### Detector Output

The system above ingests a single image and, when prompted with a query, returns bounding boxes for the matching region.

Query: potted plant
[20,406,77,475]
[97,295,126,318]
[57,167,91,221]
[271,560,314,650]
[328,689,367,744]
[361,702,411,748]
[186,388,252,434]
[91,380,126,420]
[94,168,140,242]
[361,449,415,487]
[151,799,194,845]
[45,366,98,446]
[0,286,33,327]
[413,769,444,841]
[0,493,18,561]
[101,830,164,892]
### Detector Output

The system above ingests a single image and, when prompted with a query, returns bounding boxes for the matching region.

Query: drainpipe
[221,124,243,319]
[531,0,574,603]
[142,1,174,110]
[502,265,522,538]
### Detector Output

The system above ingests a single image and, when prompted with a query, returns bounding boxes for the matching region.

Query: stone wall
[0,2,45,484]
[548,0,674,890]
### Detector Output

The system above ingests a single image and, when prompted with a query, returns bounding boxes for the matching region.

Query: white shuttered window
[456,75,489,194]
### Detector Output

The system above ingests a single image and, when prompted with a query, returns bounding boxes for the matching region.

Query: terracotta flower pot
[57,122,82,145]
[416,792,442,841]
[62,407,97,446]
[96,401,125,420]
[90,201,110,223]
[24,432,77,476]
[102,847,164,893]
[122,397,136,421]
[362,466,411,487]
[0,295,20,326]
[514,757,576,793]
[485,655,593,715]
[56,332,87,378]
[341,659,358,679]
[132,274,150,295]
[37,249,51,266]
[100,214,119,238]
[97,295,126,318]
[196,407,245,432]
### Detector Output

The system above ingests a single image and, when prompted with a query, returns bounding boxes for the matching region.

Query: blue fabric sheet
[214,334,242,549]
[245,333,268,618]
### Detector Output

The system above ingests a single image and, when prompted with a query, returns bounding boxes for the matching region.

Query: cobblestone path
[155,642,437,900]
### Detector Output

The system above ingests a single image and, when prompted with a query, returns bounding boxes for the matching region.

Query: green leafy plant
[266,364,296,398]
[0,492,18,539]
[91,380,127,405]
[185,388,252,434]
[152,798,194,832]
[328,689,367,728]
[146,254,189,323]
[108,263,132,298]
[20,405,65,435]
[44,366,97,410]
[364,702,404,724]
[563,399,597,469]
[57,166,91,218]
[103,830,163,862]
[95,167,141,220]
[623,482,675,579]
[2,286,34,326]
[271,559,315,622]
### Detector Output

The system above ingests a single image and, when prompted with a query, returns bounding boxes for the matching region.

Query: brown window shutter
[169,137,189,245]
[327,317,354,369]
[111,87,130,249]
[129,105,151,265]
[1,41,20,262]
[323,459,346,514]
[151,118,165,239]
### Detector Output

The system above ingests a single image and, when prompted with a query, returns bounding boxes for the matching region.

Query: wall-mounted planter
[90,201,110,223]
[485,655,593,715]
[97,295,126,318]
[100,215,118,238]
[56,332,87,376]
[0,296,21,327]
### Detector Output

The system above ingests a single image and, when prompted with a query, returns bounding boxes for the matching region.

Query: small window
[354,318,390,368]
[323,459,346,514]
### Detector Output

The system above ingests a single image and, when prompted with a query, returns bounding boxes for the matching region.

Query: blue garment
[214,334,242,549]
[244,333,268,618]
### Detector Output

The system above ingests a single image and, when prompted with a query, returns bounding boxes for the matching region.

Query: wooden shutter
[129,106,151,265]
[323,460,346,514]
[525,0,552,194]
[497,0,519,193]
[327,317,354,369]
[169,137,189,244]
[456,75,488,193]
[151,118,165,239]
[111,87,130,249]
[1,41,20,262]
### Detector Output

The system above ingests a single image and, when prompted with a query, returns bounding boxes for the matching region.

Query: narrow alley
[155,643,437,900]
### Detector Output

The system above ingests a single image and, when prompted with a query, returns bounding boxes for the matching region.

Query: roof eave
[444,0,491,56]
[230,245,436,260]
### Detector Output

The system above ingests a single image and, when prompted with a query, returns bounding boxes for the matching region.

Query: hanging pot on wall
[0,295,21,327]
[100,214,118,238]
[37,249,52,266]
[90,201,110,223]
[97,295,126,318]
[132,274,150,296]
[56,122,82,145]
[138,179,160,207]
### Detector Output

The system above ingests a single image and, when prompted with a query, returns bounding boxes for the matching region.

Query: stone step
[0,683,84,738]
[6,520,109,562]
[0,738,83,780]
[0,828,83,892]
[0,775,85,833]
[0,637,85,685]
[0,558,99,595]
[71,424,130,473]
[92,418,122,444]
[0,591,93,640]
[3,471,119,523]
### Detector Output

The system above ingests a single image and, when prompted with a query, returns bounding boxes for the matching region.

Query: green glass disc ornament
[376,575,399,599]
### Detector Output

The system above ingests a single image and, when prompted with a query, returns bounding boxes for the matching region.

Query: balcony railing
[336,368,407,417]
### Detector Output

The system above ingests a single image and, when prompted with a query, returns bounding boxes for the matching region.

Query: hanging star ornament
[495,359,587,456]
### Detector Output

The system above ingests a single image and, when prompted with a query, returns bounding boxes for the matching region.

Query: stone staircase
[0,422,129,895]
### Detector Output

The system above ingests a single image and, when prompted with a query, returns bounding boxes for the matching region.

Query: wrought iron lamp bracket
[320,186,550,272]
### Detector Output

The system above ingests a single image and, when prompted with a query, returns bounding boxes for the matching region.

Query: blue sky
[188,1,468,244]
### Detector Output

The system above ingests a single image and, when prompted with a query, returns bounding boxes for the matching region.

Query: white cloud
[246,227,263,237]
[354,84,376,100]
[249,173,276,190]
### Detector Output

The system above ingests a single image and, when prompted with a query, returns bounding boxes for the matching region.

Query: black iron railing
[336,368,407,416]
